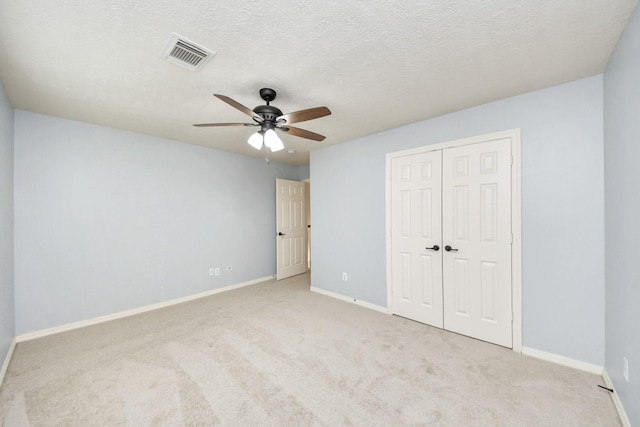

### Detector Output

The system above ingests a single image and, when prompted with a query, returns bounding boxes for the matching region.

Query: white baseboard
[0,339,17,389]
[310,286,390,314]
[16,276,274,343]
[602,368,632,427]
[508,348,630,425]
[521,346,603,375]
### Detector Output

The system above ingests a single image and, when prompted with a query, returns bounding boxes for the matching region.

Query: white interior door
[391,151,444,328]
[442,138,513,347]
[276,179,307,280]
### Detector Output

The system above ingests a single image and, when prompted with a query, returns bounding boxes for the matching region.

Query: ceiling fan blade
[280,125,326,141]
[278,106,331,125]
[214,94,261,120]
[193,122,254,127]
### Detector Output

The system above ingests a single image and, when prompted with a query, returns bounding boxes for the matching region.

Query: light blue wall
[297,164,310,181]
[13,111,301,335]
[0,81,15,369]
[311,76,605,366]
[603,2,640,424]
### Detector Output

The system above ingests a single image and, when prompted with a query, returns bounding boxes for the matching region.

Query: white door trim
[385,129,522,353]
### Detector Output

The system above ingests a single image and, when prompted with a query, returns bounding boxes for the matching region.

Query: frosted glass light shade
[247,132,263,149]
[264,129,284,152]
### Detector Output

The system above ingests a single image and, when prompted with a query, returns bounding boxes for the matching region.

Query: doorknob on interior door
[278,232,286,236]
[425,245,440,251]
[444,245,458,252]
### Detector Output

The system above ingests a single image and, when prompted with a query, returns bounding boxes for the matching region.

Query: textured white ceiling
[0,0,637,165]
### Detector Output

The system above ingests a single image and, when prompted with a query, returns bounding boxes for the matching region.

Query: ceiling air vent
[161,33,215,71]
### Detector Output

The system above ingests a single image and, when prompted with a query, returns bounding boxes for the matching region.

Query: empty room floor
[0,274,621,426]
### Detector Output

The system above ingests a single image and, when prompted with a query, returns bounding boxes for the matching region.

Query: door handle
[425,245,440,251]
[278,232,286,236]
[444,245,458,252]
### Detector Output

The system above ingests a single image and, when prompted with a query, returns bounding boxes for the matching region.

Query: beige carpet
[0,274,621,426]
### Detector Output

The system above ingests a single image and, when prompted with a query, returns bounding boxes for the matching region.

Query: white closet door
[442,138,513,347]
[391,151,443,328]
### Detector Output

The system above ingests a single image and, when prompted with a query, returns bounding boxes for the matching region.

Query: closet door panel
[442,138,512,348]
[391,151,443,328]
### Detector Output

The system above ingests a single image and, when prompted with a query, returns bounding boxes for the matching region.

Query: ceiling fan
[194,88,331,154]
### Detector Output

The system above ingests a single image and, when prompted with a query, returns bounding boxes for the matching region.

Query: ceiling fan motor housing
[254,88,282,122]
[253,105,283,122]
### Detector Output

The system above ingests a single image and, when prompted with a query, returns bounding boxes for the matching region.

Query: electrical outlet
[214,268,221,276]
[624,357,629,383]
[209,268,215,276]
[342,272,348,282]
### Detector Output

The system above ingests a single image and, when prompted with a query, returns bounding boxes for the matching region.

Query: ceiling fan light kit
[263,129,284,152]
[247,131,264,150]
[193,88,331,159]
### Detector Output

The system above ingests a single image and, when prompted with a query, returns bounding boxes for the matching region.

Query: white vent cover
[161,33,215,71]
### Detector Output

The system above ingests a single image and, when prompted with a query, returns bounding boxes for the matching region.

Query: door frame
[385,129,522,353]
[303,179,311,270]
